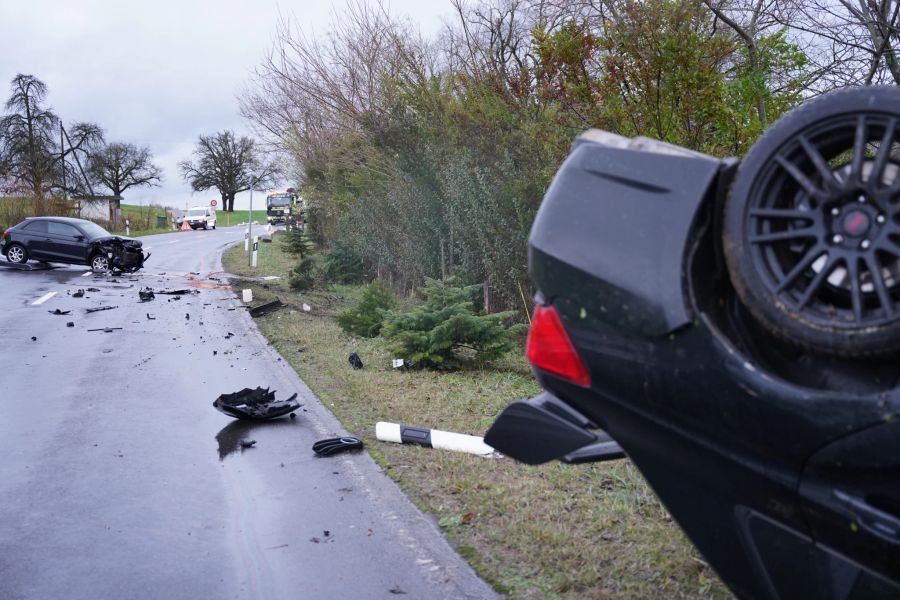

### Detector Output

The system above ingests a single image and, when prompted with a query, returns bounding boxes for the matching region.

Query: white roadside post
[375,422,497,457]
[247,177,254,262]
[252,236,259,267]
[125,219,130,236]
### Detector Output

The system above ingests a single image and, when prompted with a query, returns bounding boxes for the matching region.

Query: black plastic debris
[72,290,85,298]
[86,287,100,292]
[213,387,300,421]
[86,305,117,313]
[139,289,155,302]
[225,332,234,339]
[146,313,156,320]
[48,309,71,315]
[249,299,284,318]
[348,352,363,369]
[312,437,364,457]
[66,322,74,327]
[156,289,198,295]
[87,327,123,333]
[186,313,190,320]
[240,439,257,448]
[31,336,37,341]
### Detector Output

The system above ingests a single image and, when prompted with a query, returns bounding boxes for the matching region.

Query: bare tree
[178,131,277,212]
[0,74,104,200]
[778,0,900,86]
[88,142,163,210]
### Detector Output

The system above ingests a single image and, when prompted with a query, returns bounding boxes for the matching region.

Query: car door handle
[834,490,900,545]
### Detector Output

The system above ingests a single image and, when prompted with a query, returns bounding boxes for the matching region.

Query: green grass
[222,240,730,599]
[216,210,268,227]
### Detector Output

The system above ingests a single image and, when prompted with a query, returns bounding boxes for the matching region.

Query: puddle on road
[216,419,299,460]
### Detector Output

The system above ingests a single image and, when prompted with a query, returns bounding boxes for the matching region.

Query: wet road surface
[0,226,497,600]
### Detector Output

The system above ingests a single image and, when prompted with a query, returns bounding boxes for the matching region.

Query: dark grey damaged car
[2,216,149,272]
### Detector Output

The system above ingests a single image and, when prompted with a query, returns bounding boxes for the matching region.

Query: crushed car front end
[91,236,149,272]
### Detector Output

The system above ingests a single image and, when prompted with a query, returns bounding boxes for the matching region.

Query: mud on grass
[222,243,730,599]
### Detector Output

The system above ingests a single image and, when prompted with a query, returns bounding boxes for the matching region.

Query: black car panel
[486,96,900,598]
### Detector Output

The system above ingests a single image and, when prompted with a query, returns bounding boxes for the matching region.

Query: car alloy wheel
[6,243,27,264]
[91,254,110,272]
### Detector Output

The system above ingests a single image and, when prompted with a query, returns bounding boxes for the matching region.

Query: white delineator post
[375,422,497,457]
[251,236,259,267]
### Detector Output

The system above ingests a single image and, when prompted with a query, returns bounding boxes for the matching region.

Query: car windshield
[268,196,291,207]
[78,221,112,238]
[187,209,206,216]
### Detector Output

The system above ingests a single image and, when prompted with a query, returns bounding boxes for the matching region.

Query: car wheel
[90,254,111,272]
[203,223,208,230]
[6,243,28,264]
[724,86,900,357]
[212,223,216,230]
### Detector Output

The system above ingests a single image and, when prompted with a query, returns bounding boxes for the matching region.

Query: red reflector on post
[526,304,591,386]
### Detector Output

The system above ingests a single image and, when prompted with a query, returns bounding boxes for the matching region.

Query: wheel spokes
[796,254,838,309]
[869,117,898,190]
[775,244,826,293]
[775,155,825,202]
[864,255,894,317]
[750,227,818,244]
[847,258,864,323]
[851,115,866,185]
[799,135,840,192]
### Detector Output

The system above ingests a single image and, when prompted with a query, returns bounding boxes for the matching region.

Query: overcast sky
[0,0,452,211]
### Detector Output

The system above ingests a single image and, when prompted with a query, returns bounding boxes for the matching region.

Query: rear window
[22,220,47,233]
[187,209,207,217]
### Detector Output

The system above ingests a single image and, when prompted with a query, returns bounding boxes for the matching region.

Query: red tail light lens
[526,304,591,387]
[1,230,8,240]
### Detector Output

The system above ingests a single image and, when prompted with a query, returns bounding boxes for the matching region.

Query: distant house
[76,195,123,223]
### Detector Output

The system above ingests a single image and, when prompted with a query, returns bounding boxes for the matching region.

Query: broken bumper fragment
[213,387,299,421]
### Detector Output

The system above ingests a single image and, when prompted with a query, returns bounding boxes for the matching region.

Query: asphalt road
[0,225,497,600]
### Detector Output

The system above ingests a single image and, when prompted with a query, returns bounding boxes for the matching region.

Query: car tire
[90,254,110,272]
[724,86,900,357]
[6,243,28,264]
[6,244,28,265]
[203,223,208,230]
[212,224,216,230]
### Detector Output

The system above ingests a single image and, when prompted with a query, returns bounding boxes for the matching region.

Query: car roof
[23,216,96,225]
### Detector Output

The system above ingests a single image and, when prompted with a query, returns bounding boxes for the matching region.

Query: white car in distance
[185,207,216,230]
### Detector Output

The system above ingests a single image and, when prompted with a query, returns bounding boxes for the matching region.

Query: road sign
[210,199,217,207]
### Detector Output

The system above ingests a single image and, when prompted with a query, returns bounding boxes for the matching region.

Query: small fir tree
[336,281,395,337]
[381,277,525,369]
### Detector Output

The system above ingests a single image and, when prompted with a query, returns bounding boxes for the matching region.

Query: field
[222,236,730,599]
[0,197,267,237]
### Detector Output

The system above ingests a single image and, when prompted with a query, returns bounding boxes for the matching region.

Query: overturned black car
[2,216,149,272]
[486,86,900,599]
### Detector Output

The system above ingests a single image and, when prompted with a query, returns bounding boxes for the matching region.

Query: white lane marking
[165,240,180,245]
[82,271,92,277]
[32,292,57,305]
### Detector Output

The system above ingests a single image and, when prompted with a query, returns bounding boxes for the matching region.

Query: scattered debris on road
[146,313,155,320]
[86,287,100,292]
[213,387,300,421]
[139,289,155,302]
[31,336,37,341]
[249,299,284,318]
[72,289,85,298]
[86,305,117,313]
[240,439,257,449]
[312,437,364,457]
[48,309,71,315]
[66,322,74,327]
[87,327,123,333]
[348,352,363,370]
[156,289,198,295]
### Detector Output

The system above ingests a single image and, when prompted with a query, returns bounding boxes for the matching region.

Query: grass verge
[222,237,730,599]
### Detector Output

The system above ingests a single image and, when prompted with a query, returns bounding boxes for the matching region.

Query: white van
[185,206,216,230]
